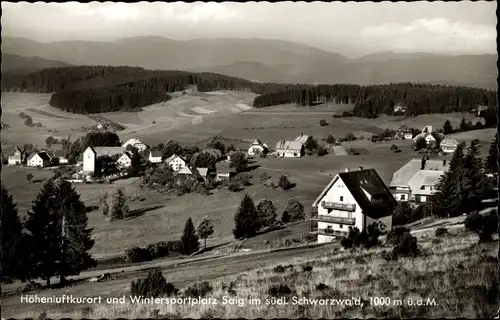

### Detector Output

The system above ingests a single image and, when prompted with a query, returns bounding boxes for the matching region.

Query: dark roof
[36,152,52,161]
[338,169,397,219]
[150,151,162,157]
[54,150,67,158]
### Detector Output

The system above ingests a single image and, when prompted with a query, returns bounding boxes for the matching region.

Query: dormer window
[420,185,425,190]
[340,196,344,202]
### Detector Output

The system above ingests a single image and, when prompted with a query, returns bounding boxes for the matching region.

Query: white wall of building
[168,157,186,172]
[316,177,364,243]
[83,147,96,173]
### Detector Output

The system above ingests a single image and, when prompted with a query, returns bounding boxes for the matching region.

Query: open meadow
[8,228,498,319]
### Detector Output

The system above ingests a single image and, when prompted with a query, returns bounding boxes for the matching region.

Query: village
[4,117,494,247]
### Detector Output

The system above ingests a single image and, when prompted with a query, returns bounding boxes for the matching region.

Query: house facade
[122,138,148,152]
[27,152,52,167]
[117,153,132,168]
[148,151,163,163]
[8,147,25,165]
[53,150,68,164]
[390,158,449,202]
[83,146,125,174]
[215,162,234,181]
[166,154,186,172]
[310,168,396,243]
[440,137,459,154]
[248,139,269,156]
[275,140,304,158]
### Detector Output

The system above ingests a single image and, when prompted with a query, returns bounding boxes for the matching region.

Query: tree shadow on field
[192,241,234,255]
[243,164,261,172]
[125,205,164,220]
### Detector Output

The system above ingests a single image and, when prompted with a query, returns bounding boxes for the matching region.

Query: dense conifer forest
[2,65,497,121]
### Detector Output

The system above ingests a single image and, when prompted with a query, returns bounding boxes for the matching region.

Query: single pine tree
[460,140,489,213]
[1,185,25,283]
[24,179,61,286]
[443,120,453,134]
[233,194,259,239]
[55,180,97,284]
[181,218,199,254]
[110,188,128,220]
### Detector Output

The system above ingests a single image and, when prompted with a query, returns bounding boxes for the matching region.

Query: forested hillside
[2,65,497,122]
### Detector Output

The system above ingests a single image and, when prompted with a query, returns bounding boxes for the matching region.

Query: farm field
[1,92,98,150]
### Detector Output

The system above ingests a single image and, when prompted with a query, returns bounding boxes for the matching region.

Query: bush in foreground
[130,268,178,298]
[183,281,213,298]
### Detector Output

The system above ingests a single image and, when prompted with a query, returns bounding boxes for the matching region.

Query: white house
[27,152,52,168]
[53,150,68,164]
[148,151,163,163]
[389,158,449,202]
[247,139,269,156]
[440,137,460,154]
[275,140,304,158]
[117,153,132,168]
[8,147,25,165]
[311,168,397,243]
[165,154,186,172]
[122,138,148,152]
[215,162,235,181]
[83,146,125,174]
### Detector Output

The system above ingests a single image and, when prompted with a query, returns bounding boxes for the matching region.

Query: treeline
[3,66,497,119]
[253,83,498,119]
[1,180,95,285]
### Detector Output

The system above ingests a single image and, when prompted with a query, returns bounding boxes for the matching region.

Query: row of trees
[430,134,498,218]
[1,180,96,285]
[253,83,497,120]
[233,194,305,239]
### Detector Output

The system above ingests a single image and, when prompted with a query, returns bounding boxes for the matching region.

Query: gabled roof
[276,140,303,151]
[166,154,185,164]
[149,151,162,158]
[119,153,132,160]
[177,166,193,175]
[90,146,126,158]
[122,138,144,148]
[295,134,309,144]
[54,150,67,158]
[196,167,209,178]
[12,146,23,155]
[249,139,268,149]
[28,152,52,162]
[413,132,436,141]
[313,169,397,219]
[408,170,445,195]
[390,159,450,187]
[216,162,234,174]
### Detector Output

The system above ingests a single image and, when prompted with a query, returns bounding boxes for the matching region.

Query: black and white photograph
[1,1,498,318]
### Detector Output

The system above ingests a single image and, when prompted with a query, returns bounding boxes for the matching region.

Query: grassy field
[12,230,498,319]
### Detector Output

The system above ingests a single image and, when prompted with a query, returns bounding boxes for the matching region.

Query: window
[340,196,344,201]
[420,186,425,190]
[401,194,406,200]
[339,225,343,229]
[327,208,333,214]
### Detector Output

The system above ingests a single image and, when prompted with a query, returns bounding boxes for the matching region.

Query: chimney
[345,168,349,172]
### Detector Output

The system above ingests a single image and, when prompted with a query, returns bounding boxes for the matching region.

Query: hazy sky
[2,1,497,56]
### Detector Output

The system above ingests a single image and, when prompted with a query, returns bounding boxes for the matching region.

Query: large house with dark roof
[311,168,397,243]
[27,152,52,167]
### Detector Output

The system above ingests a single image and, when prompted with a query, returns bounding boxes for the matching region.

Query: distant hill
[188,61,295,84]
[2,36,497,90]
[1,53,71,75]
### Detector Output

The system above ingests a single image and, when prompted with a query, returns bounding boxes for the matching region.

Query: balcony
[321,201,356,212]
[311,212,356,225]
[310,226,348,237]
